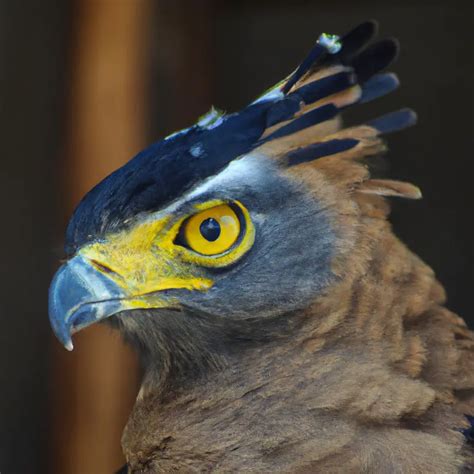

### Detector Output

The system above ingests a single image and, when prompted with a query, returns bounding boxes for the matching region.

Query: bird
[49,21,474,473]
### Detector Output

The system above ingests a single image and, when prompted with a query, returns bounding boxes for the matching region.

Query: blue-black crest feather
[293,71,357,104]
[266,96,301,127]
[286,139,360,166]
[360,73,399,104]
[262,104,338,143]
[350,38,399,82]
[368,108,417,135]
[335,20,378,63]
[282,43,327,94]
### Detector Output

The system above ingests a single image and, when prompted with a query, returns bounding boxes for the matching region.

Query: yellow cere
[81,216,212,297]
[78,200,255,303]
[183,204,240,255]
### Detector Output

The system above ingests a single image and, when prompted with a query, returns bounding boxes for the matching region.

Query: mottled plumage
[49,21,474,473]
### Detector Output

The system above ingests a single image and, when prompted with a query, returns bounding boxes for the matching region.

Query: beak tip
[51,321,74,351]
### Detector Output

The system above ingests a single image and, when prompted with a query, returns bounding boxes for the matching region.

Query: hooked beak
[49,254,186,350]
[48,255,128,351]
[49,233,213,350]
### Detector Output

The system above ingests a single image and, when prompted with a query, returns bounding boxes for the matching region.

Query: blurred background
[0,0,472,472]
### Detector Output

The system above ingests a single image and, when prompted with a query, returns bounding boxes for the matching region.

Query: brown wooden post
[51,1,151,473]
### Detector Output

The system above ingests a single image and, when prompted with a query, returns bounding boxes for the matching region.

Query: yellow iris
[183,204,241,255]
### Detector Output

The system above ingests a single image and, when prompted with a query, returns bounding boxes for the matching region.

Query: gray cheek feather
[181,157,336,319]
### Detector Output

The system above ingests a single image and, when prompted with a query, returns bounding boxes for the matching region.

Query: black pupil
[200,218,221,242]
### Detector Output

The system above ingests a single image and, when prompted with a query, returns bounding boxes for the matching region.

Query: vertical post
[51,1,151,473]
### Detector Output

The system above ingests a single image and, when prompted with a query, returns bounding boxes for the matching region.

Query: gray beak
[48,255,125,350]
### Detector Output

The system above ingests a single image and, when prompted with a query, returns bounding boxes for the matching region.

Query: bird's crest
[66,20,419,254]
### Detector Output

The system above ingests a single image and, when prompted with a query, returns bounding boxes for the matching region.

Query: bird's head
[51,149,338,345]
[49,22,419,376]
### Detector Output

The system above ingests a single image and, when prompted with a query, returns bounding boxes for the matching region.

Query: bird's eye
[178,203,242,256]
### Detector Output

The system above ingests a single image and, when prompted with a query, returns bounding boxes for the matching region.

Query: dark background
[1,1,472,472]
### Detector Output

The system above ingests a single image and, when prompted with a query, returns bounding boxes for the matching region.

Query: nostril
[90,259,116,275]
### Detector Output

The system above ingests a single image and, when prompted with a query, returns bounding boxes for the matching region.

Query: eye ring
[176,203,244,256]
